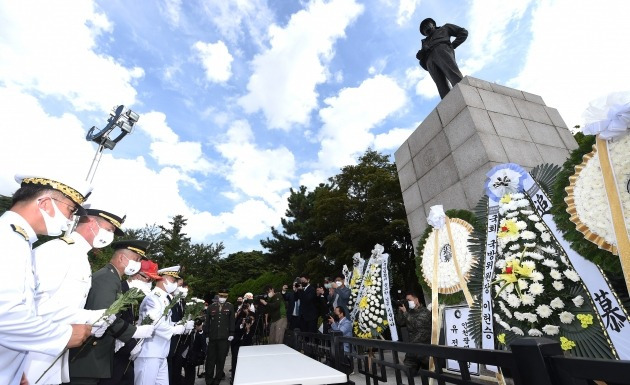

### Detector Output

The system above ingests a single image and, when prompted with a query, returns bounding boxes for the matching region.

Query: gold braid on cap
[21,177,86,205]
[98,213,122,228]
[127,246,146,257]
[160,271,180,278]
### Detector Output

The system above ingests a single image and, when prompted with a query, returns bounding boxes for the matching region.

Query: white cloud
[238,0,364,130]
[137,111,214,174]
[215,120,296,206]
[374,127,415,150]
[405,59,439,99]
[193,40,234,83]
[509,0,630,127]
[462,0,533,74]
[200,0,275,48]
[159,0,183,27]
[396,0,421,26]
[314,74,407,171]
[0,0,143,112]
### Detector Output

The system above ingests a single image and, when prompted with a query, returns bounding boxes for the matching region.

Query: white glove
[184,320,194,333]
[91,314,117,338]
[114,339,125,353]
[172,324,186,335]
[132,325,154,339]
[130,340,143,361]
[228,336,234,342]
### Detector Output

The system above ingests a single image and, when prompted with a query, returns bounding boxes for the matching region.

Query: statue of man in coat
[416,17,468,99]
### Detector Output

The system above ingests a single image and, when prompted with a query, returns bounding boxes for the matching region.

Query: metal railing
[284,329,630,385]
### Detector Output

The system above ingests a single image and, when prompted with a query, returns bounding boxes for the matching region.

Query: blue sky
[1,0,628,255]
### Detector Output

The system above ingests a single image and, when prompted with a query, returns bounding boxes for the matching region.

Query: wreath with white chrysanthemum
[565,134,630,254]
[421,218,477,294]
[353,251,390,339]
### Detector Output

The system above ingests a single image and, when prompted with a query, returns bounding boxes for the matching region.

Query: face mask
[218,298,226,304]
[90,221,114,248]
[129,279,152,295]
[336,281,343,287]
[163,279,178,294]
[123,256,141,276]
[408,301,416,310]
[39,198,71,236]
[324,283,332,289]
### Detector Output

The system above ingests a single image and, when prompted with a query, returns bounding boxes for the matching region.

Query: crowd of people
[1,172,432,385]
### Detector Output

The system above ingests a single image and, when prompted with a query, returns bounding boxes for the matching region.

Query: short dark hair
[263,284,273,292]
[335,306,347,317]
[405,291,419,299]
[335,274,345,280]
[300,273,310,280]
[11,184,58,207]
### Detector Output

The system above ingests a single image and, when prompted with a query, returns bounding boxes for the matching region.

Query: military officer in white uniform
[25,207,126,384]
[135,266,193,385]
[0,174,93,385]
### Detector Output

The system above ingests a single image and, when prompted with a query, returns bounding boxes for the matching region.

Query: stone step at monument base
[395,76,578,251]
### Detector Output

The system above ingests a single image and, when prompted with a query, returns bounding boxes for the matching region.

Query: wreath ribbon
[445,217,474,307]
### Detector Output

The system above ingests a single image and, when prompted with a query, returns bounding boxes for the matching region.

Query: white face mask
[408,300,416,310]
[39,198,71,236]
[218,297,226,304]
[163,279,178,294]
[129,279,152,295]
[123,256,141,276]
[90,221,114,248]
[336,281,343,287]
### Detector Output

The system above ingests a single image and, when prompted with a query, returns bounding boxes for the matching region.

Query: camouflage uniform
[395,306,431,373]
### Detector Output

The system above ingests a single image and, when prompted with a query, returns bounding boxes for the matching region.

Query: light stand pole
[65,105,139,236]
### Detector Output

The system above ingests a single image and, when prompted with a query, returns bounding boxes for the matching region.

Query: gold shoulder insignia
[10,224,28,241]
[155,291,162,298]
[60,236,75,244]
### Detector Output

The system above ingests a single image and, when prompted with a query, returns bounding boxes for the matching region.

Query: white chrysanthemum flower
[521,231,536,240]
[536,304,552,318]
[377,317,382,323]
[531,272,544,282]
[499,301,513,318]
[552,281,564,291]
[542,325,560,336]
[518,279,529,290]
[526,251,544,260]
[507,294,521,308]
[564,270,580,282]
[528,329,543,337]
[521,209,534,215]
[541,232,551,243]
[529,282,544,296]
[521,293,535,306]
[539,246,556,255]
[559,311,575,324]
[529,215,541,222]
[521,260,536,269]
[494,313,502,322]
[514,312,525,321]
[509,244,520,251]
[550,269,562,280]
[534,222,546,233]
[550,298,564,309]
[496,260,506,269]
[505,283,515,293]
[542,259,559,268]
[511,326,524,336]
[572,295,584,307]
[500,321,511,330]
[516,221,528,230]
[506,211,519,218]
[523,313,538,323]
[513,193,525,199]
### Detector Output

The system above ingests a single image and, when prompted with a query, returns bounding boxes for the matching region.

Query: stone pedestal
[395,76,578,250]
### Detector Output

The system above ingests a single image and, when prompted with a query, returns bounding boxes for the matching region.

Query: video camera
[392,289,408,310]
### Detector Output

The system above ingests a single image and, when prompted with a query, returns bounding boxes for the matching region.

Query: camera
[325,312,338,323]
[245,316,255,325]
[392,298,408,310]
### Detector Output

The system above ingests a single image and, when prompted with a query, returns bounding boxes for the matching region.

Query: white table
[233,344,347,385]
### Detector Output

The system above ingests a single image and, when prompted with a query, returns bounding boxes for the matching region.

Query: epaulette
[60,236,75,244]
[155,291,162,298]
[11,224,28,241]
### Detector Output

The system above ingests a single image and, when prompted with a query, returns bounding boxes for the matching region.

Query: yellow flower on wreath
[576,314,593,328]
[364,276,373,287]
[497,333,506,344]
[560,336,576,351]
[498,219,519,238]
[500,194,512,204]
[359,296,369,309]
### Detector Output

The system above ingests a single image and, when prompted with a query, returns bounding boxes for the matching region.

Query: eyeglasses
[138,273,151,282]
[39,196,78,218]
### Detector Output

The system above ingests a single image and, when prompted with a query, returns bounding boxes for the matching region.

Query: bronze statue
[416,18,468,99]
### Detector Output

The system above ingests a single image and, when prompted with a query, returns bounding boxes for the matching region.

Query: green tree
[153,215,191,269]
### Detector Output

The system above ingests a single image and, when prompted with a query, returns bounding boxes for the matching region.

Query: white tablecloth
[234,345,346,385]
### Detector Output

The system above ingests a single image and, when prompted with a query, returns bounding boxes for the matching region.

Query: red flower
[501,226,508,232]
[505,266,513,274]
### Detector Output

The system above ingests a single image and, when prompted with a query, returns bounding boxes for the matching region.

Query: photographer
[328,274,351,318]
[182,318,206,385]
[284,282,301,330]
[259,285,286,344]
[327,306,352,353]
[230,304,251,377]
[395,291,431,376]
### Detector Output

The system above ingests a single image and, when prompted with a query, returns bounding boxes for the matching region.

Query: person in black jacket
[415,17,468,99]
[183,318,207,385]
[296,274,317,333]
[168,278,187,385]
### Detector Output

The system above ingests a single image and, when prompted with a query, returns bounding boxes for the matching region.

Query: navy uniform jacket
[69,264,137,379]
